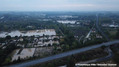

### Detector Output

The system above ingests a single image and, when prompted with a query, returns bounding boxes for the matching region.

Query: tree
[3,57,11,64]
[72,41,78,49]
[15,36,18,39]
[101,45,106,49]
[5,35,11,40]
[53,38,59,41]
[47,63,54,67]
[115,29,119,39]
[113,53,119,64]
[17,56,21,62]
[67,56,75,67]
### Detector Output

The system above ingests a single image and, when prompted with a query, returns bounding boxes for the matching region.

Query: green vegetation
[0,12,119,66]
[110,44,119,64]
[0,43,17,65]
[115,29,119,39]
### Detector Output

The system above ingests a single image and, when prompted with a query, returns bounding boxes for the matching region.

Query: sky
[0,0,119,11]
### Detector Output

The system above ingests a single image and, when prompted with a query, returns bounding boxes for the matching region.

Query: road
[96,47,113,62]
[83,22,95,43]
[8,40,119,67]
[96,14,109,41]
[77,47,113,64]
[78,35,84,43]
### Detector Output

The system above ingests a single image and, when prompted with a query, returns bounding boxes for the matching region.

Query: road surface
[79,35,84,43]
[8,40,119,67]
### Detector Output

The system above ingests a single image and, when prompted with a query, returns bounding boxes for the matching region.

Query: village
[0,29,63,62]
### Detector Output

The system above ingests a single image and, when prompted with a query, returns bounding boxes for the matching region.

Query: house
[19,38,23,41]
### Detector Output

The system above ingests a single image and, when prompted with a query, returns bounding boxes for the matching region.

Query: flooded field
[57,20,76,24]
[34,47,53,57]
[0,29,56,38]
[11,48,36,61]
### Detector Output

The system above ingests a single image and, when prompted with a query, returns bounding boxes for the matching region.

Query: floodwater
[0,16,4,19]
[11,48,36,61]
[0,29,56,38]
[57,20,76,24]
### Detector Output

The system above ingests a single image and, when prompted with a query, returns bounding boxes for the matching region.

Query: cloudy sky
[0,0,119,11]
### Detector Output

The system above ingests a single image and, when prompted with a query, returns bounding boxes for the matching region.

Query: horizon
[0,11,119,12]
[0,0,119,11]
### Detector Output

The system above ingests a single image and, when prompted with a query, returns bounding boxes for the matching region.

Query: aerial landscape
[0,0,119,67]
